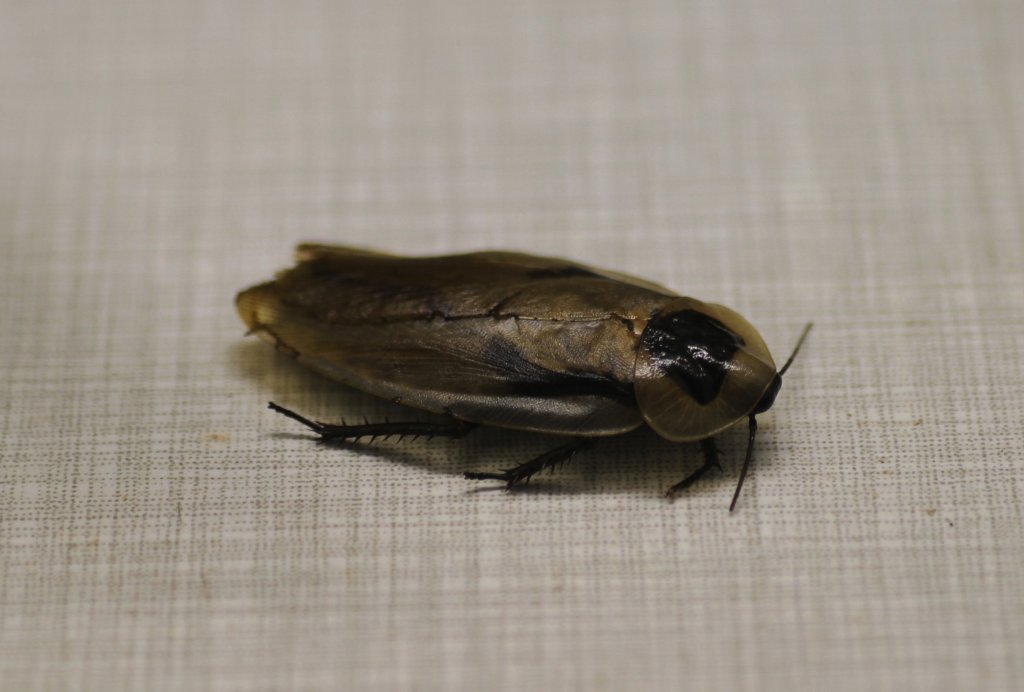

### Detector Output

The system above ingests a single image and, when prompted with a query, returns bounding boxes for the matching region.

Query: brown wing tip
[294,243,329,262]
[294,243,391,263]
[235,281,281,333]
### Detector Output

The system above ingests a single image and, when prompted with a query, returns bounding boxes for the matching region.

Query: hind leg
[464,438,594,490]
[269,401,476,442]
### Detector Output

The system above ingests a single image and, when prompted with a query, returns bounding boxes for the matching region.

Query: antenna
[730,416,757,512]
[730,322,813,512]
[779,322,814,376]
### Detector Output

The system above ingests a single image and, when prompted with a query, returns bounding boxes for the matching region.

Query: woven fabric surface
[2,1,1023,690]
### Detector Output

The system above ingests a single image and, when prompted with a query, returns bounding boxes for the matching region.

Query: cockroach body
[237,244,810,509]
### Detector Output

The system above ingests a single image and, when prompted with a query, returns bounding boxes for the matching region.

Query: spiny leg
[464,438,594,490]
[665,438,722,499]
[268,401,476,443]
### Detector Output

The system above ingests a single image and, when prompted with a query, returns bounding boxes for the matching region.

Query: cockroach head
[751,373,782,415]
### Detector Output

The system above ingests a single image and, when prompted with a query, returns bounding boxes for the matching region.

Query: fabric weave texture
[2,2,1022,690]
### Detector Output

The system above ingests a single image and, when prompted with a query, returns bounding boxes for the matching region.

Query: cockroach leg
[665,437,721,499]
[464,438,594,490]
[268,401,476,443]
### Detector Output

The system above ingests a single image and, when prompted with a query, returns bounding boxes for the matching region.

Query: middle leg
[464,438,595,490]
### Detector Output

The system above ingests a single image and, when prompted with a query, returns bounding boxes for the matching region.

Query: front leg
[665,438,722,499]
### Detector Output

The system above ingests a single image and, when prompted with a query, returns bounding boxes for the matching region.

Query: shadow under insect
[233,338,773,497]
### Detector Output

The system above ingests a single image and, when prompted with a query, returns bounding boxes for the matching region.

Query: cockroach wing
[273,244,679,322]
[237,245,681,435]
[633,298,777,441]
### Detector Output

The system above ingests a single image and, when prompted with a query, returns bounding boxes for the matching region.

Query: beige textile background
[2,1,1023,690]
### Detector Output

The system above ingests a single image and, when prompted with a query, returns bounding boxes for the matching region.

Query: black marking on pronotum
[238,244,813,510]
[641,310,745,404]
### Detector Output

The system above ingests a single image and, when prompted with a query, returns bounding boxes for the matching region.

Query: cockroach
[236,244,811,510]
